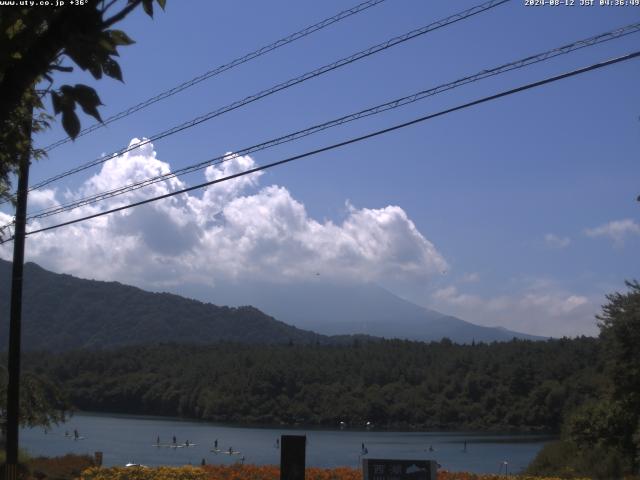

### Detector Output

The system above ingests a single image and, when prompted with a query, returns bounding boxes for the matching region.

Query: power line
[31,0,509,190]
[20,0,509,196]
[3,49,635,243]
[23,21,640,223]
[41,0,389,152]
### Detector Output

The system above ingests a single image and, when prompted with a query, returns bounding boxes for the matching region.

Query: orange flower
[81,465,596,480]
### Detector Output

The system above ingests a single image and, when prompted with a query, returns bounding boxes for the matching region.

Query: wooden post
[4,103,32,480]
[280,435,306,480]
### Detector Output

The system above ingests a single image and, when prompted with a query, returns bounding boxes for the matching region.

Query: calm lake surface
[21,412,554,474]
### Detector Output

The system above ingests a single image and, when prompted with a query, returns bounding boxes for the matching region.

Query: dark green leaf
[64,44,92,71]
[71,85,103,123]
[71,84,103,106]
[109,29,135,46]
[87,62,103,80]
[66,43,104,80]
[142,0,153,17]
[156,0,166,10]
[51,92,62,115]
[92,48,111,65]
[59,85,74,97]
[98,37,117,55]
[61,109,80,139]
[102,57,123,82]
[59,86,78,112]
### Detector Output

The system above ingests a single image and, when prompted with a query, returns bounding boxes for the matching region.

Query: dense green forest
[23,337,603,432]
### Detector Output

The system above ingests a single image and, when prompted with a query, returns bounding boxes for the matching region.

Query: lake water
[20,412,554,474]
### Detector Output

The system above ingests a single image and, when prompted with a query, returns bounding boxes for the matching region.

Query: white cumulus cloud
[585,219,640,247]
[431,283,596,337]
[461,272,480,283]
[0,138,448,294]
[544,233,570,249]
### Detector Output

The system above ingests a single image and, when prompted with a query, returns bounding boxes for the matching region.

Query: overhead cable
[1,49,634,243]
[42,0,389,152]
[21,0,510,197]
[23,21,640,222]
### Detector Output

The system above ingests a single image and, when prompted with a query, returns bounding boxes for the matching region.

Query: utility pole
[4,103,33,480]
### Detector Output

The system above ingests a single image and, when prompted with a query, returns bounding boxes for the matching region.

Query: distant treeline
[25,337,604,431]
[24,337,603,432]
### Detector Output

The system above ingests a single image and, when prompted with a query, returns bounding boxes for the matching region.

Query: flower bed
[79,465,594,480]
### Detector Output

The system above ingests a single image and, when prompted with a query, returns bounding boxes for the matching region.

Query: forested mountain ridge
[0,259,542,350]
[0,260,330,350]
[23,337,604,432]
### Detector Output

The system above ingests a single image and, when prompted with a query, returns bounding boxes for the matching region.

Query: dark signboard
[363,458,437,480]
[280,435,306,480]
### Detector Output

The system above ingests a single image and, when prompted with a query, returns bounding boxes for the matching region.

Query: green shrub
[525,439,631,480]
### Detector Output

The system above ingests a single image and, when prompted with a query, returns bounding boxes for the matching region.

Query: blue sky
[1,0,639,336]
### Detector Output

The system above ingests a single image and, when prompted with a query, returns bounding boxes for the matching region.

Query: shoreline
[66,410,559,438]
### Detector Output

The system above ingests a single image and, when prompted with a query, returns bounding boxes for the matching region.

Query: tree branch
[100,0,121,16]
[103,0,143,28]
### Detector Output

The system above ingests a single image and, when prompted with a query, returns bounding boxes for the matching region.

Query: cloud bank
[0,139,448,293]
[430,282,597,337]
[585,219,640,247]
